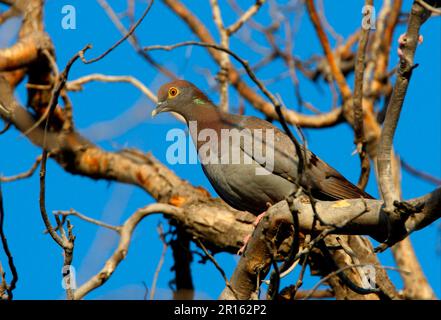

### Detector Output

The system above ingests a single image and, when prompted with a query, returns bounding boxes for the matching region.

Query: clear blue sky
[0,0,439,299]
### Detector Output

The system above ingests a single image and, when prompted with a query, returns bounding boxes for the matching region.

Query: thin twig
[56,209,121,232]
[37,46,87,300]
[0,182,18,300]
[196,238,239,300]
[144,41,280,110]
[400,158,441,185]
[226,0,266,35]
[161,0,343,128]
[81,0,154,64]
[67,73,156,102]
[150,223,168,300]
[317,0,344,45]
[303,263,409,300]
[291,254,309,298]
[39,46,89,249]
[262,259,300,285]
[60,90,74,132]
[353,0,373,190]
[210,0,230,112]
[370,0,402,96]
[306,0,352,101]
[377,2,430,214]
[97,0,176,79]
[73,203,184,300]
[0,156,42,183]
[0,121,11,135]
[266,239,281,300]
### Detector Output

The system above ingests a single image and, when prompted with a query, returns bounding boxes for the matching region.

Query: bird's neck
[182,103,229,151]
[182,103,222,128]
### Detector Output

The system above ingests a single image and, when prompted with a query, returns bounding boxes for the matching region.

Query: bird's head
[152,80,211,119]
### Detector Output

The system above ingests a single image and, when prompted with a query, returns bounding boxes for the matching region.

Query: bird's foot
[237,234,251,255]
[253,211,267,227]
[237,211,267,255]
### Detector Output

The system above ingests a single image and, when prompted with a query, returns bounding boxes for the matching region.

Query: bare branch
[0,155,42,182]
[353,0,373,190]
[226,0,266,36]
[162,0,344,128]
[80,0,154,64]
[39,46,88,249]
[196,238,238,299]
[306,0,352,101]
[149,223,168,300]
[220,188,440,300]
[400,158,441,185]
[377,2,431,215]
[66,73,156,103]
[210,0,230,112]
[56,209,121,232]
[0,182,18,300]
[392,238,436,299]
[73,203,183,300]
[0,121,11,135]
[303,263,409,300]
[97,0,176,79]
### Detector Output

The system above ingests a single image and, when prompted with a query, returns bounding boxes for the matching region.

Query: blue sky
[0,0,439,299]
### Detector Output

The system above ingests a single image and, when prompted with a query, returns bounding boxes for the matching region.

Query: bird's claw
[237,234,251,255]
[237,211,267,255]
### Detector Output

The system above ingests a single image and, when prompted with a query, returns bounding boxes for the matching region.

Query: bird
[152,80,373,216]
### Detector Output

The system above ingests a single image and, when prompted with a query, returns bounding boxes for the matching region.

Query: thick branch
[0,33,52,71]
[377,1,431,212]
[220,189,440,299]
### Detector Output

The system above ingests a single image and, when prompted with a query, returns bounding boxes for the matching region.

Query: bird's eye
[168,87,179,98]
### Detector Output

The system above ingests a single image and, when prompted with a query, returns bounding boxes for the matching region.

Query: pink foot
[253,211,267,227]
[237,234,251,255]
[237,211,267,255]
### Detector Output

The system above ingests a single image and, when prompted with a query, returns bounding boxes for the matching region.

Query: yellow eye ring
[168,87,179,98]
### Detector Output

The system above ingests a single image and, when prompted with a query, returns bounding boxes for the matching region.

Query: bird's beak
[151,101,169,117]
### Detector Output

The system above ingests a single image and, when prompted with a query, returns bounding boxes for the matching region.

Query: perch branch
[377,1,431,215]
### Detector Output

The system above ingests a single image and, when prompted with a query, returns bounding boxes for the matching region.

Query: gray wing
[232,114,300,182]
[302,152,374,200]
[231,115,373,200]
